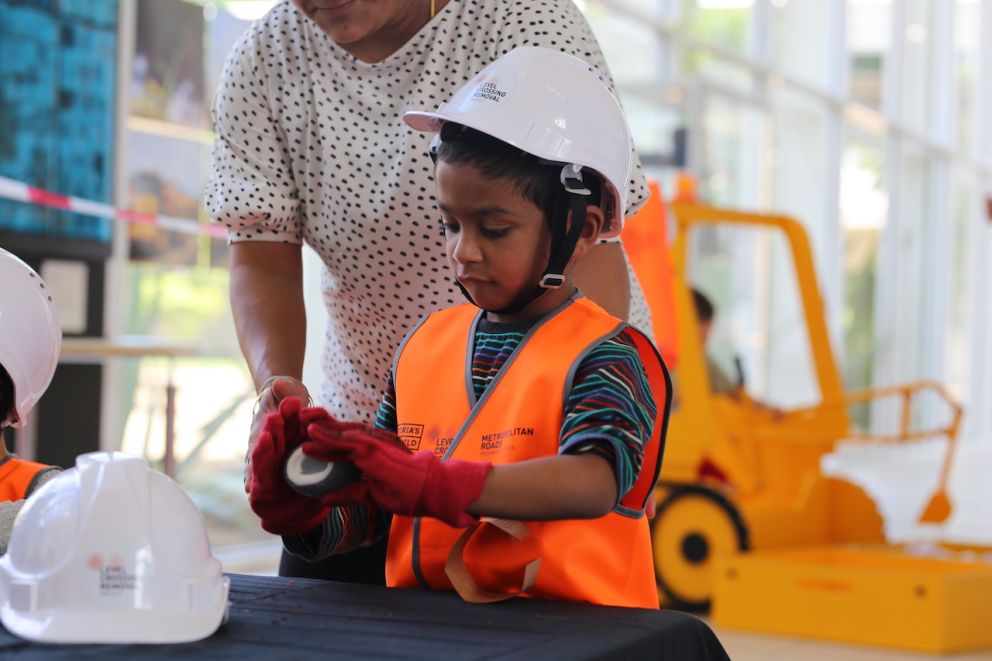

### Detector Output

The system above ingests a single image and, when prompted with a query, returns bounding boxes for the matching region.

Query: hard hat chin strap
[456,164,590,316]
[541,164,591,288]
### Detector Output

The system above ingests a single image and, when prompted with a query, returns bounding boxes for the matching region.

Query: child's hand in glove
[301,418,492,529]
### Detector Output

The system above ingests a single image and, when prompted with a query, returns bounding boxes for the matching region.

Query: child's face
[436,161,562,321]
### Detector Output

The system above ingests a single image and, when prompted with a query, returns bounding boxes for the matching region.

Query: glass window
[682,0,751,53]
[679,1,753,91]
[946,170,976,403]
[679,49,753,93]
[890,142,930,382]
[582,1,665,87]
[578,0,992,475]
[622,92,688,164]
[770,0,832,87]
[954,0,980,151]
[839,133,887,428]
[900,0,931,133]
[700,94,769,208]
[847,0,891,109]
[771,88,831,265]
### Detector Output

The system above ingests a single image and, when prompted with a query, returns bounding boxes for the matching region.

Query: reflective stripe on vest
[0,456,51,501]
[386,296,670,608]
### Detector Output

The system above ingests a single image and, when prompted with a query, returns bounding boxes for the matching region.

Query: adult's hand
[249,397,330,535]
[245,376,310,493]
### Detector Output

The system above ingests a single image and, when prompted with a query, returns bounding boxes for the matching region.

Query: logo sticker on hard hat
[466,74,516,108]
[85,552,137,599]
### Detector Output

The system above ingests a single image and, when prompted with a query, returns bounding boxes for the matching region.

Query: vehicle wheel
[651,483,748,612]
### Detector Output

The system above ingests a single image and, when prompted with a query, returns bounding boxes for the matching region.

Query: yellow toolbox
[712,544,992,653]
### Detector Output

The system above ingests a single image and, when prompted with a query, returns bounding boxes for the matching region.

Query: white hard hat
[404,45,633,237]
[0,249,62,429]
[0,452,230,644]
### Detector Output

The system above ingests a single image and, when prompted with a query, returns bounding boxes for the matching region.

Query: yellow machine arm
[789,379,962,523]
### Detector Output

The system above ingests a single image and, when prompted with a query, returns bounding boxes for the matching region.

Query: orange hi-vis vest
[0,455,54,501]
[387,296,672,608]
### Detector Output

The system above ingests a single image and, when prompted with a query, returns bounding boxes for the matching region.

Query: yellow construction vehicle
[623,183,992,652]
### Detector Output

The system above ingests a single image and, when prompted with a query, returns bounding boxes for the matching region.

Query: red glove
[249,397,349,535]
[302,419,492,529]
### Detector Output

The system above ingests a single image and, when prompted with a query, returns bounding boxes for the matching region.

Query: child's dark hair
[433,123,604,221]
[0,364,13,424]
[691,288,715,323]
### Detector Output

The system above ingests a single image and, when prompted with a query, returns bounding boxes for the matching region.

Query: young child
[248,47,671,608]
[0,248,63,553]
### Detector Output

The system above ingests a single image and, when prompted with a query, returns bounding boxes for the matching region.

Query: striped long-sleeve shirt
[285,316,657,561]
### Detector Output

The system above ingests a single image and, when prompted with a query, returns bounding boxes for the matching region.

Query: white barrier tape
[0,175,226,239]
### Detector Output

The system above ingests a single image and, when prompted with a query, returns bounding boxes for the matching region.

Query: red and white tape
[0,175,227,239]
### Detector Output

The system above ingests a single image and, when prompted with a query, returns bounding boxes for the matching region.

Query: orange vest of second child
[0,456,52,501]
[386,296,670,608]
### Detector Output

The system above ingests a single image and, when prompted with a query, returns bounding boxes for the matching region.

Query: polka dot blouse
[205,0,651,422]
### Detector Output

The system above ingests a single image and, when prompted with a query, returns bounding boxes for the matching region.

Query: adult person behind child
[0,249,63,554]
[205,0,651,583]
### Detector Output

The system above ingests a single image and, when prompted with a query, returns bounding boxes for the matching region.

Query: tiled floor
[712,626,992,661]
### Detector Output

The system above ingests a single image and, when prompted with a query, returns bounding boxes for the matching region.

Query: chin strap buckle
[428,135,442,163]
[539,273,566,289]
[560,164,591,196]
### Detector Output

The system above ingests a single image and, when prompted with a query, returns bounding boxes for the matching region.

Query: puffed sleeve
[204,21,302,244]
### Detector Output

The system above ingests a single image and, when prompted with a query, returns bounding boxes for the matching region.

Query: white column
[979,0,992,160]
[966,0,992,440]
[873,0,905,429]
[823,0,848,356]
[103,0,138,452]
[921,0,955,427]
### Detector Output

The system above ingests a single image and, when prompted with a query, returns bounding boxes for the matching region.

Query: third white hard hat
[0,452,229,644]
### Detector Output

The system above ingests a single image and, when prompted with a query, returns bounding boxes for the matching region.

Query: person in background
[0,249,63,554]
[692,287,783,417]
[691,288,740,396]
[205,0,652,583]
[248,47,671,608]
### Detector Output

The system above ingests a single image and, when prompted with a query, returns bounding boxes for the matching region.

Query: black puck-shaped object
[285,446,362,497]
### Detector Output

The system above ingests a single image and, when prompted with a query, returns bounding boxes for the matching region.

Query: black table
[0,574,730,659]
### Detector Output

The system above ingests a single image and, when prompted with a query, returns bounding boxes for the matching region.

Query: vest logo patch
[397,424,424,451]
[480,427,534,453]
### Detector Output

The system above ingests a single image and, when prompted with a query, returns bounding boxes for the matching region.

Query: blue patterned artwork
[0,0,118,246]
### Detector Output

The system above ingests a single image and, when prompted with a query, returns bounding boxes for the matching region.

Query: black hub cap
[682,532,709,564]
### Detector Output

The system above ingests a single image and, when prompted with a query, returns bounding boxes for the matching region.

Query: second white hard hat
[0,248,62,429]
[403,46,633,237]
[0,452,230,644]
